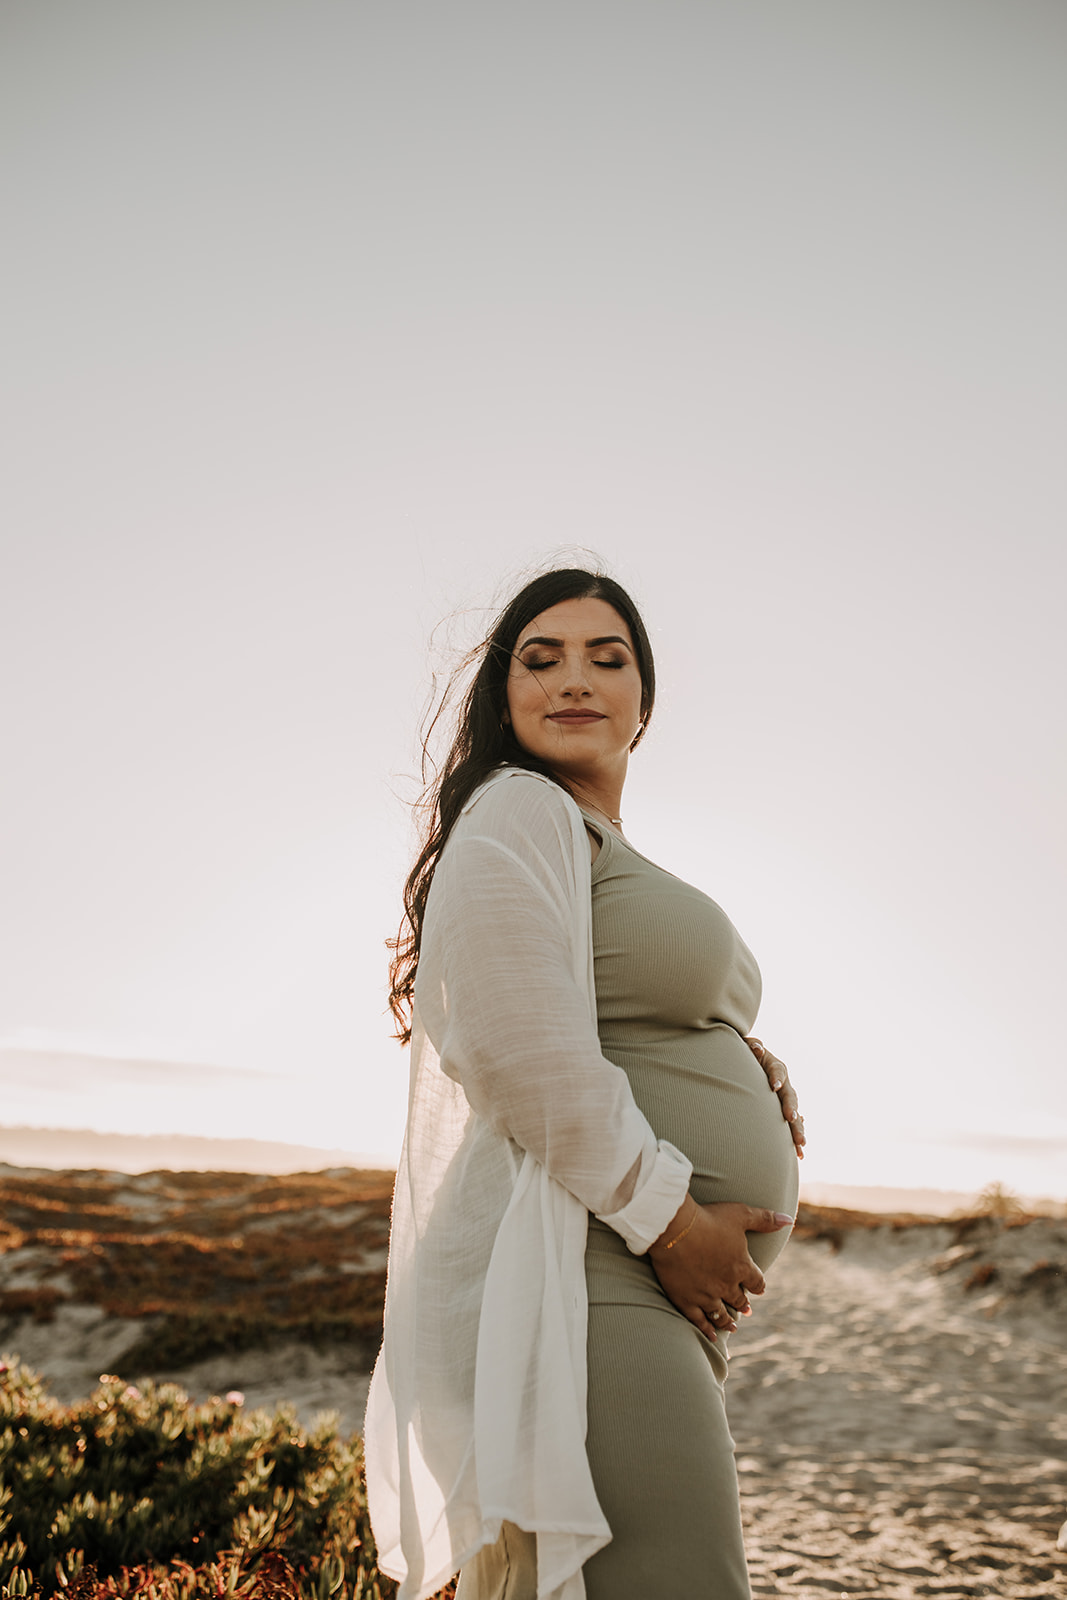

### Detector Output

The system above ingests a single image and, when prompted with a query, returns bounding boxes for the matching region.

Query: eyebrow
[516,635,633,652]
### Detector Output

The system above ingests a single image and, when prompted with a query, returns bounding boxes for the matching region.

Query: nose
[560,653,593,697]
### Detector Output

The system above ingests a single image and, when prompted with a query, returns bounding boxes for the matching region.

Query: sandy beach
[727,1207,1067,1596]
[2,1169,1065,1597]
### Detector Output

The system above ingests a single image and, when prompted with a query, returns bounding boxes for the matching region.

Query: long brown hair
[387,567,656,1042]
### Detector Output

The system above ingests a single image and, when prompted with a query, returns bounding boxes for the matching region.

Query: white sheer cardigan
[364,767,693,1600]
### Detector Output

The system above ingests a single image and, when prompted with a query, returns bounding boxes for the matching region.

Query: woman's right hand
[646,1199,794,1341]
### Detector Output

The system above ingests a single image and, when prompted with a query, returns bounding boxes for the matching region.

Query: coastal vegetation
[0,1169,392,1371]
[2,1165,1064,1595]
[0,1358,423,1598]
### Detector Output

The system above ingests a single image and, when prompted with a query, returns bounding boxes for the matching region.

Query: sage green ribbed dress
[456,824,799,1600]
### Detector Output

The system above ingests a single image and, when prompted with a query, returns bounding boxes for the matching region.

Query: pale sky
[3,1,1065,1199]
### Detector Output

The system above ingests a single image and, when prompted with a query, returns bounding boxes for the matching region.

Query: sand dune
[2,1170,1065,1596]
[726,1209,1067,1596]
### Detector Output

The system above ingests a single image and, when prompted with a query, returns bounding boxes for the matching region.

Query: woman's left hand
[747,1037,805,1159]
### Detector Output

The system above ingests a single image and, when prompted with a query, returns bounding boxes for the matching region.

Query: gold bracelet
[663,1203,697,1250]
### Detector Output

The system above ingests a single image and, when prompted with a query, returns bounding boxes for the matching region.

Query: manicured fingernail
[774,1212,794,1225]
[771,1079,783,1090]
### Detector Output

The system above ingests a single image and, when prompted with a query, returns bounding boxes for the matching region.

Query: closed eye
[524,656,626,672]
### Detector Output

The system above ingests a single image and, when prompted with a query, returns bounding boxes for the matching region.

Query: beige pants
[455,1223,752,1600]
[454,1521,536,1600]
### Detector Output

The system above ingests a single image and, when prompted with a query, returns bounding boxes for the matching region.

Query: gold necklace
[582,801,624,828]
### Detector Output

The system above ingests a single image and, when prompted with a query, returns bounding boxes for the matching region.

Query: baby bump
[601,1023,799,1274]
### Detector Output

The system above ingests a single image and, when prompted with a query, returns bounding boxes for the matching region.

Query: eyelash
[525,658,626,672]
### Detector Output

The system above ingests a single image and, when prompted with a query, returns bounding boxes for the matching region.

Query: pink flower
[123,1385,142,1401]
[225,1390,245,1406]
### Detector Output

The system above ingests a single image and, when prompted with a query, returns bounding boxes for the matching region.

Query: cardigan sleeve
[415,773,691,1250]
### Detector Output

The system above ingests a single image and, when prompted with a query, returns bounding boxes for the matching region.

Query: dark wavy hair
[387,567,656,1042]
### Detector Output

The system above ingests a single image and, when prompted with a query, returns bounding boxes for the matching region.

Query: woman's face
[505,596,644,787]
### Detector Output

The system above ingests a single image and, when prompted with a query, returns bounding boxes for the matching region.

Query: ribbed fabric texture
[577,824,797,1598]
[584,1278,752,1597]
[588,823,798,1271]
[454,813,799,1599]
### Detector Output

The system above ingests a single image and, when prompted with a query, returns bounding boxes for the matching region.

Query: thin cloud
[0,1048,281,1089]
[938,1131,1067,1158]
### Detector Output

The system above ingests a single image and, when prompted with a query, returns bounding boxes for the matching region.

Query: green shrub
[0,1358,411,1600]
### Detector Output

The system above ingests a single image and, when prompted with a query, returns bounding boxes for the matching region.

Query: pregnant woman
[365,567,805,1600]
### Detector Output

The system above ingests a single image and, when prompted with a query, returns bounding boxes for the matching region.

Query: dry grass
[3,1177,1062,1367]
[0,1167,392,1369]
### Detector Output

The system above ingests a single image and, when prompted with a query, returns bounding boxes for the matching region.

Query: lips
[547,712,605,723]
